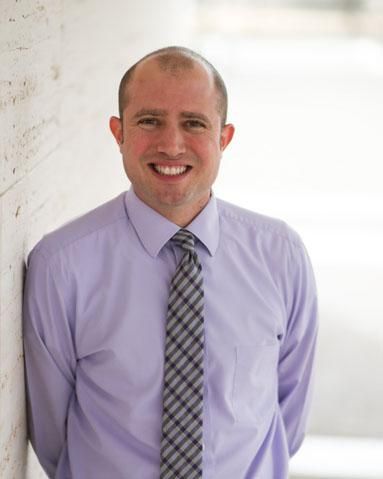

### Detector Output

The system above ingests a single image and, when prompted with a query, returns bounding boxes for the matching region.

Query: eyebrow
[132,109,167,119]
[180,111,211,125]
[132,109,211,125]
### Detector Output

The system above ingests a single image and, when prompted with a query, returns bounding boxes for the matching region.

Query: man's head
[110,46,235,227]
[118,46,229,128]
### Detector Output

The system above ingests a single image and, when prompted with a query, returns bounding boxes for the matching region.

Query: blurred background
[1,0,382,477]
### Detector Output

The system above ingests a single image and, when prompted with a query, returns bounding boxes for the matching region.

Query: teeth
[153,165,187,176]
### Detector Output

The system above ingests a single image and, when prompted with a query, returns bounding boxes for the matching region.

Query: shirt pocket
[232,341,280,426]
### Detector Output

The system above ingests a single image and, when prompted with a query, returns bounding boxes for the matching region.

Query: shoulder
[216,198,316,299]
[28,192,128,264]
[216,198,303,249]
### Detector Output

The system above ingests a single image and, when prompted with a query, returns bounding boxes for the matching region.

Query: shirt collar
[124,188,219,258]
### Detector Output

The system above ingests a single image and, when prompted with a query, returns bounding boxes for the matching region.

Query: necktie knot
[171,229,195,253]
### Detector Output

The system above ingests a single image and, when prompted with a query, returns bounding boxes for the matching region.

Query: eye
[137,117,160,130]
[184,119,207,131]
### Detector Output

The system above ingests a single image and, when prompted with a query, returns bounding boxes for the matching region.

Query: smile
[151,164,190,176]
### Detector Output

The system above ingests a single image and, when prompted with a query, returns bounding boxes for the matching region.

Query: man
[23,46,318,478]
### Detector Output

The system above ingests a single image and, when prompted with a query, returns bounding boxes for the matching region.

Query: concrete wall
[0,1,196,477]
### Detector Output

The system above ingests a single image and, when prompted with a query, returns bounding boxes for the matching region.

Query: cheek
[122,137,152,161]
[191,136,221,158]
[200,143,223,169]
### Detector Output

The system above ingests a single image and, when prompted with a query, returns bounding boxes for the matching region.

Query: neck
[134,189,210,227]
[155,200,208,227]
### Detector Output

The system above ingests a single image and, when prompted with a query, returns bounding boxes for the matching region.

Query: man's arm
[23,245,76,477]
[278,241,318,456]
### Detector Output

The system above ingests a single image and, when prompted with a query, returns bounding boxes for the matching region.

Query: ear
[109,116,124,148]
[220,123,235,151]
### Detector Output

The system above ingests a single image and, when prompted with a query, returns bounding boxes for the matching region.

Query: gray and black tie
[159,229,205,479]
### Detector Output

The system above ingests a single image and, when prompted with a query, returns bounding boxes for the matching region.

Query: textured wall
[0,1,196,477]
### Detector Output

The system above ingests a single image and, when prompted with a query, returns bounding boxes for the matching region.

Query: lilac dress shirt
[23,188,318,479]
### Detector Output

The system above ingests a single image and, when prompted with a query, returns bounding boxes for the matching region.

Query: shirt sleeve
[278,239,318,457]
[23,244,77,478]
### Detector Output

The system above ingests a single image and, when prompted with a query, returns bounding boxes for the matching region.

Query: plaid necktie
[159,229,205,479]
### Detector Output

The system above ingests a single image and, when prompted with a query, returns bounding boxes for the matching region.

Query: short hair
[118,46,228,127]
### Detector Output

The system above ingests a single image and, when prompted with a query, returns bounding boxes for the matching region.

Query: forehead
[125,57,217,112]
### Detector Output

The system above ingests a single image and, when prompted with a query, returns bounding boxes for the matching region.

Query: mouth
[149,164,191,176]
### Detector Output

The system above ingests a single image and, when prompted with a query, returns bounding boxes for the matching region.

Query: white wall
[0,1,197,476]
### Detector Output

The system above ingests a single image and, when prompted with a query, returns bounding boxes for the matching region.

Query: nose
[157,124,186,158]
